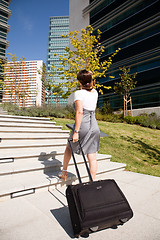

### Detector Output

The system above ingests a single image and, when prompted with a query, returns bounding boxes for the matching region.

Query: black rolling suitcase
[66,139,133,237]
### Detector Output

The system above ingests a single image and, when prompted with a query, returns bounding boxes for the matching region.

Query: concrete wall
[69,0,89,32]
[132,106,160,117]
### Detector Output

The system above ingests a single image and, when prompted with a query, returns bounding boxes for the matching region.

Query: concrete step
[0,131,70,138]
[0,116,55,125]
[71,162,127,185]
[0,160,126,199]
[0,137,68,147]
[0,153,111,176]
[0,145,67,159]
[0,121,56,127]
[0,114,51,121]
[0,135,69,145]
[0,124,62,131]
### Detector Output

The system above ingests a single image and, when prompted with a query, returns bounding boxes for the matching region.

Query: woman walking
[59,70,100,181]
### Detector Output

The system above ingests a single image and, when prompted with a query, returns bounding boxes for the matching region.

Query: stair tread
[0,161,126,197]
[0,118,56,124]
[0,146,67,158]
[0,140,68,148]
[0,114,51,121]
[1,135,69,140]
[0,128,69,132]
[0,153,111,175]
[0,124,62,129]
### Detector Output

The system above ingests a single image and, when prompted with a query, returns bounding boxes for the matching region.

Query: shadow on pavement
[50,207,74,238]
[49,189,74,238]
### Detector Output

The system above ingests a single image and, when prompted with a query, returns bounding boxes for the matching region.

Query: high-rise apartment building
[2,60,45,107]
[70,0,160,113]
[46,16,69,105]
[0,0,11,102]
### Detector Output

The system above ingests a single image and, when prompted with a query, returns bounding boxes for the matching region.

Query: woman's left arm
[72,100,83,143]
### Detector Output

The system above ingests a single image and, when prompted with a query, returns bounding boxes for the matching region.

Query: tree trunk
[51,87,52,105]
[125,94,128,116]
[123,96,125,118]
[43,86,46,105]
[130,97,133,116]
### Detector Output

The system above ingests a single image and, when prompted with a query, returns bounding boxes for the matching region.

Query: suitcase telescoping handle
[68,139,93,183]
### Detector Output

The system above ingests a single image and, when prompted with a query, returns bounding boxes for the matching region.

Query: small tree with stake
[114,66,137,117]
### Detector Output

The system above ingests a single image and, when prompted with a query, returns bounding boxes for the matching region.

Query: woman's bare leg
[87,152,97,180]
[62,144,72,170]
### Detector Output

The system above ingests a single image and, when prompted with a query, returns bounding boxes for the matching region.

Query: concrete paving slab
[138,191,160,220]
[0,171,160,240]
[0,197,71,240]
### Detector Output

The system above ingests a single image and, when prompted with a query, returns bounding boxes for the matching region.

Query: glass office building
[83,0,160,110]
[46,16,69,105]
[0,0,11,103]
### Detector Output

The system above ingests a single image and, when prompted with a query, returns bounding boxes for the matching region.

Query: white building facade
[2,60,45,107]
[69,0,89,33]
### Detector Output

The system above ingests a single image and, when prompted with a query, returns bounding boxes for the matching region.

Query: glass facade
[46,16,69,105]
[89,0,160,110]
[0,0,11,103]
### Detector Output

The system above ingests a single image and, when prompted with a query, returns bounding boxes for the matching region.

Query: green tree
[52,85,64,106]
[38,63,60,105]
[114,66,137,117]
[38,63,48,105]
[54,25,120,97]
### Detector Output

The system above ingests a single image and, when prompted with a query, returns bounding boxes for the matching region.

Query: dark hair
[77,70,93,91]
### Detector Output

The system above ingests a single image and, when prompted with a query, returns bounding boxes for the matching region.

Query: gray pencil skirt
[69,109,100,155]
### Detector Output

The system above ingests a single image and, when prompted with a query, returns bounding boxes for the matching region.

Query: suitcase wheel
[89,226,99,232]
[74,234,80,238]
[120,218,129,223]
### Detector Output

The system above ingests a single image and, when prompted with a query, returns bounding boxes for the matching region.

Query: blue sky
[7,0,69,64]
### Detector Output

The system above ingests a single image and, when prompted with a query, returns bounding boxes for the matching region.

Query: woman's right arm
[72,100,83,143]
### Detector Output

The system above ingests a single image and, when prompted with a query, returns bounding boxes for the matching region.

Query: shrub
[124,116,138,124]
[124,113,160,129]
[64,105,75,119]
[2,103,159,129]
[1,102,75,119]
[95,112,123,123]
[100,102,113,114]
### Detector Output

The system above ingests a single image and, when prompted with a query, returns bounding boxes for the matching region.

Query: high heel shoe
[58,169,68,181]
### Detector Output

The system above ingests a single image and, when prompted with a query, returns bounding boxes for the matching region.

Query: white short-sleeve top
[74,89,98,111]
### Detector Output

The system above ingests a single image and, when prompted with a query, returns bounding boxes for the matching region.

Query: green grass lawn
[53,118,160,177]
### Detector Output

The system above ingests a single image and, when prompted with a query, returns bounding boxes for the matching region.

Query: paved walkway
[0,170,160,240]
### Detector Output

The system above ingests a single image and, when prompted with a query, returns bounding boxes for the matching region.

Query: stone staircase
[0,114,126,200]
